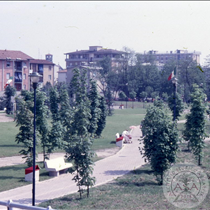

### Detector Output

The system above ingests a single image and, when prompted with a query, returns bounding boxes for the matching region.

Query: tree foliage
[48,87,64,153]
[95,95,107,137]
[88,80,101,136]
[15,99,34,167]
[139,103,179,184]
[183,84,207,165]
[168,92,184,120]
[36,90,50,162]
[4,85,16,114]
[65,68,95,198]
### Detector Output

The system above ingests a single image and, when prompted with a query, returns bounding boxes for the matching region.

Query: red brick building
[0,50,55,92]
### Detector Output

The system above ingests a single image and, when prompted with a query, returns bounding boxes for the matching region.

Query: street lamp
[29,72,42,206]
[172,77,178,121]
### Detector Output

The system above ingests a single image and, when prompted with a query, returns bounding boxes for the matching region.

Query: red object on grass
[25,165,40,175]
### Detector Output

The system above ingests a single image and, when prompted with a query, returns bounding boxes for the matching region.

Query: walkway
[0,126,144,209]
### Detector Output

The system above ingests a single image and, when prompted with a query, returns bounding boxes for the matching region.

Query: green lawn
[0,108,146,157]
[0,162,53,192]
[92,109,145,150]
[39,142,210,210]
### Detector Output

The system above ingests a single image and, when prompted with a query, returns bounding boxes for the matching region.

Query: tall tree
[139,102,179,184]
[95,96,107,137]
[178,59,205,103]
[183,84,207,165]
[48,87,64,153]
[88,80,101,136]
[36,90,50,162]
[59,83,73,128]
[65,68,95,198]
[15,99,34,166]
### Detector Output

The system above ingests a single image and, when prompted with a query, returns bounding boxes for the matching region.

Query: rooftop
[30,59,55,65]
[0,49,33,60]
[65,46,127,55]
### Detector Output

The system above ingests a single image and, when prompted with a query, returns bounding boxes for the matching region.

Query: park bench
[44,157,73,177]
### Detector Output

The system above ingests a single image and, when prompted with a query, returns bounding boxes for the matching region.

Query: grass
[0,161,53,192]
[92,109,145,150]
[0,108,145,193]
[0,108,146,157]
[39,142,210,210]
[38,113,210,210]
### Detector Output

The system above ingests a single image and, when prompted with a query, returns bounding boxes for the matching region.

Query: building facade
[0,50,55,92]
[30,55,55,87]
[0,50,33,91]
[58,69,67,83]
[64,46,127,83]
[141,49,201,65]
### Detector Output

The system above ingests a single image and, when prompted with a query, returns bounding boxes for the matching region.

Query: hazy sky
[1,1,210,67]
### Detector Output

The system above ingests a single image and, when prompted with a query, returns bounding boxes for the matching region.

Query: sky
[1,1,210,68]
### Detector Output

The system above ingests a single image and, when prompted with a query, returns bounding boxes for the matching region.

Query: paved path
[0,126,144,209]
[0,113,14,123]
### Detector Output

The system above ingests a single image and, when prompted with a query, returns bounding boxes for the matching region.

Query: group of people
[116,130,132,144]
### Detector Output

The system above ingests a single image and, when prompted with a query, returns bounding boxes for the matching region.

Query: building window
[23,74,26,80]
[23,85,26,90]
[49,65,51,71]
[69,63,72,66]
[6,73,10,79]
[48,75,51,80]
[38,64,43,73]
[7,61,10,67]
[75,62,77,65]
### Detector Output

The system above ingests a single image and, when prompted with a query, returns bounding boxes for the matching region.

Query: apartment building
[0,50,55,92]
[64,46,127,83]
[141,49,201,65]
[0,50,33,91]
[30,54,55,87]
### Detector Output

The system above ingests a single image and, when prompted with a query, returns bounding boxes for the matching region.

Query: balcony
[14,67,22,72]
[65,58,88,62]
[14,72,22,83]
[15,78,22,83]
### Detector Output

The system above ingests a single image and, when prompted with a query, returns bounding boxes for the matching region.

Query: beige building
[64,46,127,83]
[141,49,201,65]
[30,55,55,87]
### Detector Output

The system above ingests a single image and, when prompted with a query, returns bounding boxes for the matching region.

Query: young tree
[15,99,34,166]
[36,90,50,162]
[168,92,184,120]
[59,83,73,127]
[65,68,95,198]
[105,87,113,116]
[48,87,64,153]
[4,85,16,114]
[95,96,107,137]
[183,84,207,165]
[139,103,179,184]
[88,80,101,137]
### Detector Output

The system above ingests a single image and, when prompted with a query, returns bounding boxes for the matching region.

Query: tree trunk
[198,154,201,166]
[43,146,45,167]
[87,185,89,198]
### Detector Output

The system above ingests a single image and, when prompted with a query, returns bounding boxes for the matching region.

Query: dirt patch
[95,147,121,158]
